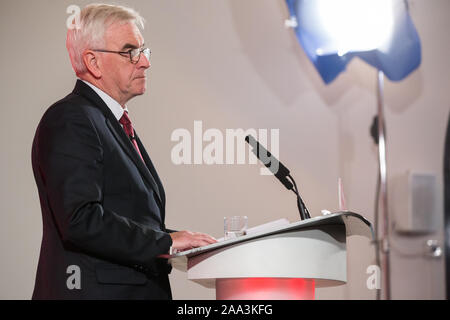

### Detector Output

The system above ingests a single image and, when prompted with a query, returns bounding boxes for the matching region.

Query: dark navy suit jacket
[32,80,173,299]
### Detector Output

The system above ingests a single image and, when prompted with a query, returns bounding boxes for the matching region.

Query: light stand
[376,71,391,300]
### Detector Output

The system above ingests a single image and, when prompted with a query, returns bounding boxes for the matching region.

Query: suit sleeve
[36,105,172,268]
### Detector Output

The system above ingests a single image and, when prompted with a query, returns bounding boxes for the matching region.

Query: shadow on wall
[227,0,310,107]
[384,69,423,114]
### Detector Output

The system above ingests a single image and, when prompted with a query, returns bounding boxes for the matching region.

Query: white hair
[66,3,145,76]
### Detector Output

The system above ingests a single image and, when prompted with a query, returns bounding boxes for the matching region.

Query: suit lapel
[72,80,163,207]
[105,119,163,205]
[135,132,166,208]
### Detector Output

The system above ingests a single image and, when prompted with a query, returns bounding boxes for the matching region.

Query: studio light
[315,0,394,55]
[286,0,421,84]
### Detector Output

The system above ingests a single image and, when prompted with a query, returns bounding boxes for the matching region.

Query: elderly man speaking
[31,4,216,300]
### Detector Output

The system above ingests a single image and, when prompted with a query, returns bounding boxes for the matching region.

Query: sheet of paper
[217,218,290,242]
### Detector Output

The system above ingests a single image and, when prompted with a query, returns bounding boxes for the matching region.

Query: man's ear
[82,50,102,79]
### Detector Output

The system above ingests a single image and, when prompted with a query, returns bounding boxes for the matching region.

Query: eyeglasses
[92,47,151,64]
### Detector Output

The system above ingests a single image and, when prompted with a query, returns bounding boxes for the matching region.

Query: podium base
[216,278,315,300]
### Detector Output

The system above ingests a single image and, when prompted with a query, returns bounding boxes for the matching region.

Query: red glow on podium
[216,278,315,300]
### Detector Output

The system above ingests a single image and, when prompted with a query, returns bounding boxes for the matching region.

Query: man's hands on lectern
[170,231,217,252]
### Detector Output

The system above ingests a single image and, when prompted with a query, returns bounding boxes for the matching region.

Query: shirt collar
[80,79,128,121]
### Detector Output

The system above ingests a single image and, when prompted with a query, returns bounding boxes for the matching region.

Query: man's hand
[170,231,217,252]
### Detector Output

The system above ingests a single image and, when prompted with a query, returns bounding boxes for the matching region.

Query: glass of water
[224,216,248,240]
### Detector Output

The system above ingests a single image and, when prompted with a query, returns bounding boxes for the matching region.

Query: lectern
[169,212,373,300]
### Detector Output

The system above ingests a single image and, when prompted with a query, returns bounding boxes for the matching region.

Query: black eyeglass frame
[92,47,151,64]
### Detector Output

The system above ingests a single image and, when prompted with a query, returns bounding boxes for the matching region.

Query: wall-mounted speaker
[391,172,438,234]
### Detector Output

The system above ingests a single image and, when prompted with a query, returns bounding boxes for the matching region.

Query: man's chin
[133,84,147,96]
[136,79,147,93]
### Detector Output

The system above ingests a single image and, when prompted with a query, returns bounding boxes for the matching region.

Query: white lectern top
[169,211,373,281]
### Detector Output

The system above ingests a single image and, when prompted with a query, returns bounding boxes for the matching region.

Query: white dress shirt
[80,79,129,121]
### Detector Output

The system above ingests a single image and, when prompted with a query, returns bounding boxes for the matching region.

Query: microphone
[245,135,311,220]
[245,135,293,190]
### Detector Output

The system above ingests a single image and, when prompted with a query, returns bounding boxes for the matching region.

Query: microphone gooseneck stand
[245,135,311,221]
[287,174,311,220]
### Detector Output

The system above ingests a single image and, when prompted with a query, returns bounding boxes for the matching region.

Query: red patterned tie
[119,111,144,161]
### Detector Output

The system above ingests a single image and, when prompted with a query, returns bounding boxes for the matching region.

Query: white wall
[0,0,447,299]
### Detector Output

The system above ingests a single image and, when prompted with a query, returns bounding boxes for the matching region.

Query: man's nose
[139,54,150,69]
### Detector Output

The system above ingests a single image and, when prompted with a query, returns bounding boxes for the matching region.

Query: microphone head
[245,134,293,191]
